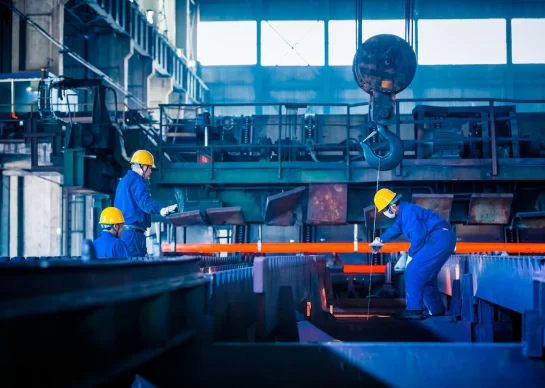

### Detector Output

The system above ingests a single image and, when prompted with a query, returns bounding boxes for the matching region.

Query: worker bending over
[370,188,456,320]
[93,207,131,258]
[114,150,178,257]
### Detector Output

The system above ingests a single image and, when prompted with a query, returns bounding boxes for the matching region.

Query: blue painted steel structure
[438,254,544,314]
[85,0,208,103]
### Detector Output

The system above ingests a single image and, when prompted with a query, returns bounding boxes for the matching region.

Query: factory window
[197,21,257,65]
[328,20,406,66]
[261,21,325,66]
[418,19,507,65]
[512,19,545,64]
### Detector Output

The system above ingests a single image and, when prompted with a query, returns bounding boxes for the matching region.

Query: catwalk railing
[157,98,545,183]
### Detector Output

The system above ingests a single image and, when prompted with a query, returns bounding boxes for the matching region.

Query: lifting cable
[364,0,415,319]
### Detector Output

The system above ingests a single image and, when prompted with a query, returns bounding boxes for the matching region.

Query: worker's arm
[130,178,164,215]
[380,220,402,243]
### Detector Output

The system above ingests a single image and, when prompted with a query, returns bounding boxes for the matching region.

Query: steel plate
[306,184,348,225]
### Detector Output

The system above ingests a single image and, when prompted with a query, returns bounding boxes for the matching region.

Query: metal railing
[157,98,545,179]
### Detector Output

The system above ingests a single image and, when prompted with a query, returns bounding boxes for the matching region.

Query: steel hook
[360,123,404,171]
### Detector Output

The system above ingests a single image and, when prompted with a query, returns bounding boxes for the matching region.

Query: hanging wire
[366,155,381,320]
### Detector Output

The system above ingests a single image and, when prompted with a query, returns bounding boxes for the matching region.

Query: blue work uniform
[380,202,456,314]
[92,231,131,259]
[113,170,163,257]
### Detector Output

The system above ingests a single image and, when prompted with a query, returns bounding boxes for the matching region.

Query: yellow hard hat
[99,207,125,225]
[374,188,397,212]
[130,150,156,168]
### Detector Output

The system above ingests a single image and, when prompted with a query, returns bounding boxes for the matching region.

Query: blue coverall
[113,170,163,257]
[380,202,457,314]
[92,231,131,259]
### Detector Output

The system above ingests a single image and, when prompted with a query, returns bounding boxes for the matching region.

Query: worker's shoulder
[122,171,145,187]
[400,202,418,211]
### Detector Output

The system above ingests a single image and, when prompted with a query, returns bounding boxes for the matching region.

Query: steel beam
[161,242,545,254]
[85,0,208,103]
[0,257,208,387]
[157,158,545,185]
[438,255,545,314]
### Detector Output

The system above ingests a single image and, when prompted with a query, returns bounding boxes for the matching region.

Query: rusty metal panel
[468,194,514,225]
[264,186,306,226]
[306,184,348,225]
[167,210,207,226]
[205,207,245,225]
[455,225,504,242]
[412,194,454,222]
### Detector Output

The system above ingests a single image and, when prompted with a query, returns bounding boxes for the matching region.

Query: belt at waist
[125,225,146,233]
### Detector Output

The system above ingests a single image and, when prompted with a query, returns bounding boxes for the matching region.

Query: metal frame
[0,257,208,387]
[156,98,545,184]
[85,0,208,103]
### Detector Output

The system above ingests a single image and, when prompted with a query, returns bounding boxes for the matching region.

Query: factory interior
[1,0,545,386]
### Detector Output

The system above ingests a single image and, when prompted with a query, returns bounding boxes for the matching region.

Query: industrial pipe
[160,242,545,254]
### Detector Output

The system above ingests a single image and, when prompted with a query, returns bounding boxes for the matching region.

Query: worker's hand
[369,237,384,253]
[160,204,178,217]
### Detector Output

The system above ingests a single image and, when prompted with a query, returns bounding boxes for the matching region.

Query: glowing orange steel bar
[161,242,545,254]
[343,264,386,273]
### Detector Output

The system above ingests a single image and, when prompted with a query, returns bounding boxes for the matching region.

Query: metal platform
[0,254,543,387]
[139,342,545,387]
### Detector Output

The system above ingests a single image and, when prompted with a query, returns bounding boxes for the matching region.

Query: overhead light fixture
[26,86,32,92]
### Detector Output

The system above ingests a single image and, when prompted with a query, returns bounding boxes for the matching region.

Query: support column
[87,34,131,109]
[164,0,177,46]
[22,174,62,256]
[11,0,67,75]
[9,175,24,257]
[0,173,9,257]
[147,69,174,123]
[176,0,198,61]
[176,0,189,58]
[127,45,153,110]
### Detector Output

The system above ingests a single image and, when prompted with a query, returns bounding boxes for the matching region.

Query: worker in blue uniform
[93,207,131,259]
[114,150,178,257]
[370,188,457,320]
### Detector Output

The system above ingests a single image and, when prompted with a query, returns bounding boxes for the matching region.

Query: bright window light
[328,20,406,66]
[261,21,325,66]
[197,21,257,65]
[512,19,545,64]
[418,19,507,65]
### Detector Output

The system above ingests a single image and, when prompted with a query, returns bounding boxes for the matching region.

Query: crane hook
[360,123,404,171]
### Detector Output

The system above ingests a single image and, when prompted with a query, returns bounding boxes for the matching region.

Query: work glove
[160,204,178,217]
[369,237,384,253]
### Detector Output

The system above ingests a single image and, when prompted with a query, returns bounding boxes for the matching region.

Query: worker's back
[93,231,130,259]
[114,171,150,229]
[401,202,449,232]
[394,202,451,256]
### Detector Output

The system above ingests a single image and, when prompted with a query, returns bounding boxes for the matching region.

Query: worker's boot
[393,310,424,320]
